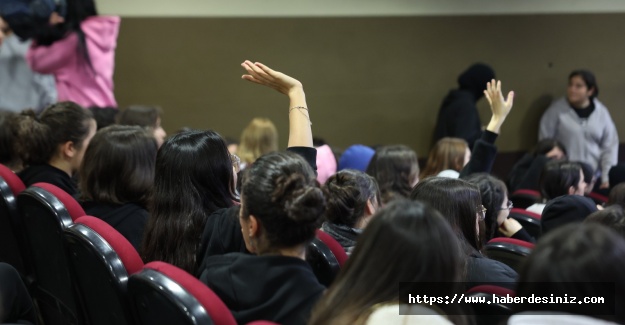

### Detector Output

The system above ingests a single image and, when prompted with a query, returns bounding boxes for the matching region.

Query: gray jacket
[539,97,618,183]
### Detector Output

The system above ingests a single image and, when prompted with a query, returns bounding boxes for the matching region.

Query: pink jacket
[27,16,120,108]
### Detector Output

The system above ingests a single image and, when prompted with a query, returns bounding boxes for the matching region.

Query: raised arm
[483,79,514,135]
[240,60,313,148]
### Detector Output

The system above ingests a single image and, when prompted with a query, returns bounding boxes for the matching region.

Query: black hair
[309,200,466,325]
[463,173,507,243]
[533,138,567,157]
[12,102,94,166]
[366,145,419,204]
[322,169,380,228]
[410,177,484,254]
[0,111,19,169]
[117,105,162,129]
[539,161,582,200]
[516,223,625,322]
[88,106,118,130]
[569,69,599,98]
[140,130,236,273]
[79,125,157,207]
[241,151,325,250]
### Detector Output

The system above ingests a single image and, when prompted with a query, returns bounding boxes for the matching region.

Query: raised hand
[241,60,303,96]
[484,79,514,134]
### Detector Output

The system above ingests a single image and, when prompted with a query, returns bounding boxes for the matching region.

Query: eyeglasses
[477,205,487,220]
[230,154,241,173]
[496,200,514,211]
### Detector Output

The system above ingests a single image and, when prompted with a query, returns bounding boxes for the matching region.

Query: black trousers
[0,262,36,324]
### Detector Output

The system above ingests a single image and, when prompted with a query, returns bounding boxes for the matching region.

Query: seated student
[464,173,534,243]
[79,125,157,250]
[585,205,625,239]
[0,111,22,172]
[422,79,514,180]
[14,102,96,195]
[199,151,326,325]
[338,145,375,172]
[195,61,318,264]
[507,138,566,192]
[315,144,337,185]
[411,177,517,289]
[309,200,468,325]
[511,223,625,324]
[540,195,597,236]
[88,106,118,130]
[140,129,239,273]
[366,145,419,204]
[237,117,278,169]
[527,161,586,215]
[0,262,37,324]
[117,105,167,147]
[321,169,380,254]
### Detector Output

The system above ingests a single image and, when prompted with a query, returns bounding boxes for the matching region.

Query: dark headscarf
[457,63,495,101]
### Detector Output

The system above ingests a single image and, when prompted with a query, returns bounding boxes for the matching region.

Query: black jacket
[81,201,149,251]
[434,89,482,149]
[466,252,517,290]
[18,164,78,196]
[199,253,325,325]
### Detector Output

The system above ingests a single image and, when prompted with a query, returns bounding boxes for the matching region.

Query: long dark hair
[79,125,157,207]
[516,223,625,322]
[410,177,484,254]
[240,151,325,251]
[464,173,507,243]
[309,200,465,325]
[140,130,236,273]
[322,169,380,228]
[366,145,418,204]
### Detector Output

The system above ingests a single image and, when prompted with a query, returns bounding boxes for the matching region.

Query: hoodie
[26,16,120,107]
[81,201,148,251]
[199,253,325,325]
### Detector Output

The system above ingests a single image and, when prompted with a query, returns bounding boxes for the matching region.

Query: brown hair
[79,125,157,207]
[237,118,278,165]
[420,137,468,179]
[12,102,94,166]
[117,105,162,129]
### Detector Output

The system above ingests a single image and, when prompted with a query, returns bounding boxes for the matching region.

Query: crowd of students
[2,1,625,324]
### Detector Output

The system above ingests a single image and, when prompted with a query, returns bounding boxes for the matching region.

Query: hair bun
[272,174,326,224]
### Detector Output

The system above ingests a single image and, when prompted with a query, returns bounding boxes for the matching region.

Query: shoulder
[545,97,569,112]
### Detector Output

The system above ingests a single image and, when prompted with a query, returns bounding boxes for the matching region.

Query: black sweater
[18,164,77,196]
[81,201,149,251]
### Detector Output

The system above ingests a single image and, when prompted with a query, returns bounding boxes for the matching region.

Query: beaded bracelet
[289,106,312,126]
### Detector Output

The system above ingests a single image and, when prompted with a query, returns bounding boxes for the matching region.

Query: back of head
[463,173,507,242]
[541,195,597,235]
[13,102,94,166]
[238,117,278,165]
[366,145,419,204]
[585,205,625,239]
[141,129,235,273]
[533,138,567,157]
[457,63,495,99]
[609,183,625,208]
[88,106,118,130]
[117,105,161,128]
[338,144,375,172]
[569,69,599,98]
[309,200,463,325]
[516,223,625,322]
[411,177,483,252]
[609,164,625,190]
[322,169,380,228]
[539,160,582,200]
[420,137,467,180]
[0,111,19,168]
[241,151,325,249]
[79,125,157,206]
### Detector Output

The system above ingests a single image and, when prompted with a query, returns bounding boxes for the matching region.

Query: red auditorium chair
[306,229,348,287]
[588,191,608,205]
[65,216,144,325]
[509,189,541,209]
[128,261,237,325]
[508,208,542,239]
[0,164,27,274]
[484,237,534,272]
[17,182,87,325]
[466,284,515,325]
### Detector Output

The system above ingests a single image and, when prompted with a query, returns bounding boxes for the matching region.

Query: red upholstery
[316,230,348,266]
[32,182,85,221]
[511,189,541,197]
[588,192,608,204]
[246,322,280,325]
[467,285,515,297]
[510,208,541,220]
[74,216,144,275]
[0,164,25,194]
[144,262,237,325]
[487,237,535,249]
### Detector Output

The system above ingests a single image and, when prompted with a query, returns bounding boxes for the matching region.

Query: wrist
[486,118,504,134]
[288,86,305,98]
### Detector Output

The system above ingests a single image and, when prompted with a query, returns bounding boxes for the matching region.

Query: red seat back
[33,182,85,221]
[315,229,348,266]
[0,164,27,273]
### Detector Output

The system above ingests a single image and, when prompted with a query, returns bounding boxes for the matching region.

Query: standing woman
[20,0,120,108]
[539,70,618,189]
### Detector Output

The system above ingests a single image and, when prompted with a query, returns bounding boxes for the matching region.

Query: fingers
[505,91,515,107]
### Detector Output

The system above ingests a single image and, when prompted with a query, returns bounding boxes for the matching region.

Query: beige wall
[114,14,625,155]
